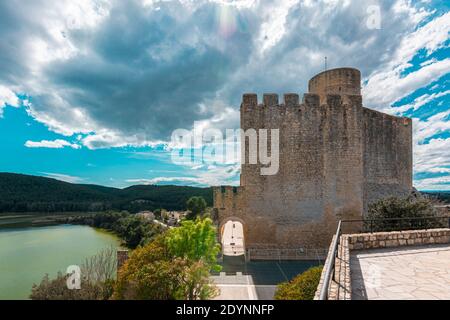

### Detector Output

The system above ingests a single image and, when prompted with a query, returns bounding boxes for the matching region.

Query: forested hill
[0,173,213,213]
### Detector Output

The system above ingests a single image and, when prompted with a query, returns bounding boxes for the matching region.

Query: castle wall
[362,108,413,210]
[214,68,413,251]
[222,93,366,248]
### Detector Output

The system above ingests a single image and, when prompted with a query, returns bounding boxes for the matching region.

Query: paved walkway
[351,244,450,300]
[221,220,245,256]
[211,274,276,300]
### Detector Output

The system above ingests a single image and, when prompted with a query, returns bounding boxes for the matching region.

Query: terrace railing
[318,215,450,300]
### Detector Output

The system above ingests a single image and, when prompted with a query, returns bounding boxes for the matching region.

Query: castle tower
[214,67,413,255]
[308,67,361,103]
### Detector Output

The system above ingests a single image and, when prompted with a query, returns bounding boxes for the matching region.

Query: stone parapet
[347,228,450,251]
[315,228,450,300]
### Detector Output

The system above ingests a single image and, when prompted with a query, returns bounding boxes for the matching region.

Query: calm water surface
[0,224,120,300]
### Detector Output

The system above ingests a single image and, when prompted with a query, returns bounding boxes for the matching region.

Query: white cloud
[127,163,240,187]
[394,90,450,114]
[414,137,450,173]
[414,175,450,191]
[413,110,450,144]
[363,11,450,110]
[0,85,19,117]
[25,139,81,149]
[40,172,85,183]
[256,0,298,53]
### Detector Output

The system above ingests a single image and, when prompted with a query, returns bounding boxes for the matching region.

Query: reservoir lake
[0,224,121,300]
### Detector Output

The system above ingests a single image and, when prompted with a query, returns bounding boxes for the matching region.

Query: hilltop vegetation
[0,173,212,213]
[63,211,165,248]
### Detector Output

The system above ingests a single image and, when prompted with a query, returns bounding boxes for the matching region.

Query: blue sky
[0,0,449,190]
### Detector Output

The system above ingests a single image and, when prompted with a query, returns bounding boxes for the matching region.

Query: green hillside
[0,173,213,213]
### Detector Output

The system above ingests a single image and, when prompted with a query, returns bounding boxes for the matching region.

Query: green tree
[274,266,323,300]
[154,208,162,220]
[366,196,445,232]
[165,217,221,272]
[186,196,207,220]
[113,235,218,300]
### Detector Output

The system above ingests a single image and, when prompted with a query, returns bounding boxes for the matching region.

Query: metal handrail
[341,215,450,223]
[319,220,342,300]
[341,215,450,233]
[319,215,449,300]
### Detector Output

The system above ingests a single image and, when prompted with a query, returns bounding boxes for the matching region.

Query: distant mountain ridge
[0,172,212,213]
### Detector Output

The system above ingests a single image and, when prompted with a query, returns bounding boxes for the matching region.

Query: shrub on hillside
[274,266,323,300]
[366,196,446,232]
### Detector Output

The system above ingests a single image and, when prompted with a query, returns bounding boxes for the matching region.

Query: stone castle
[214,67,413,249]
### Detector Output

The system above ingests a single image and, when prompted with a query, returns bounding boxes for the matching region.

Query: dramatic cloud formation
[0,0,448,189]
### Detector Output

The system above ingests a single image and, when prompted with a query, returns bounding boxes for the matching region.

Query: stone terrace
[351,244,450,300]
[315,228,450,300]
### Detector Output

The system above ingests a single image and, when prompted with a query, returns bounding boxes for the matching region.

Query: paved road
[212,274,277,300]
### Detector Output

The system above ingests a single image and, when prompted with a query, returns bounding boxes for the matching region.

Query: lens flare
[217,5,237,39]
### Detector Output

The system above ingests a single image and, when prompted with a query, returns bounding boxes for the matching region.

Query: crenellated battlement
[241,93,363,109]
[214,186,242,196]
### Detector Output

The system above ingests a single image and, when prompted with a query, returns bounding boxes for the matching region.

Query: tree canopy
[113,218,221,300]
[186,196,207,220]
[165,217,221,272]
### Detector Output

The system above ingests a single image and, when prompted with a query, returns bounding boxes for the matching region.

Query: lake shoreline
[0,224,122,300]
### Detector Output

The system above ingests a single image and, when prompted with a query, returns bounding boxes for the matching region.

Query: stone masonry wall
[214,68,413,251]
[347,228,450,250]
[362,108,413,211]
[235,92,364,248]
[309,68,361,104]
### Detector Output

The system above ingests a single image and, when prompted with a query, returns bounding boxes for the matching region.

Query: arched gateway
[219,217,246,257]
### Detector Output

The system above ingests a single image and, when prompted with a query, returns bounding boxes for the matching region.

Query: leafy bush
[366,196,446,232]
[113,233,219,300]
[113,218,220,300]
[274,266,323,300]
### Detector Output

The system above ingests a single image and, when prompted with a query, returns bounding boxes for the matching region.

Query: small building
[136,211,155,221]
